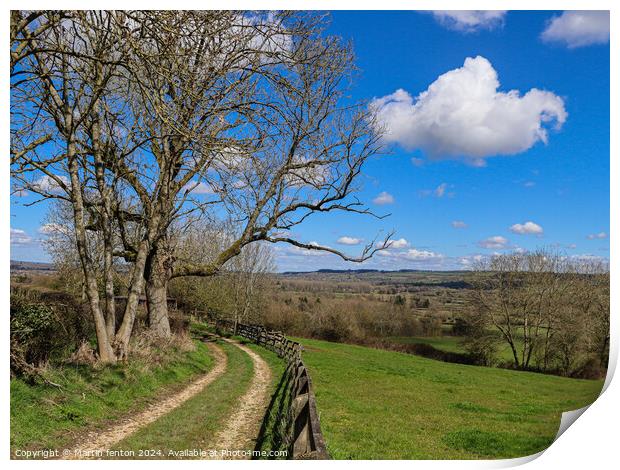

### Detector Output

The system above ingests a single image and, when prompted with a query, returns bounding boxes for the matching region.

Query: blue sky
[10,11,610,271]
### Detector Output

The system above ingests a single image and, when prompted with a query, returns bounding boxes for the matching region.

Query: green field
[297,337,603,459]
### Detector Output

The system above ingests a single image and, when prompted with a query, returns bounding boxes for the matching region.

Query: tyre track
[62,341,227,460]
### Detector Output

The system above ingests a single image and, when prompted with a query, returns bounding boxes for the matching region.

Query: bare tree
[10,11,151,361]
[469,250,609,374]
[12,11,390,361]
[227,242,275,333]
[106,11,391,334]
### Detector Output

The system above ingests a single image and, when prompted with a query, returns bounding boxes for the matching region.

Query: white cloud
[378,246,443,262]
[11,228,33,245]
[370,56,567,164]
[377,238,410,249]
[32,175,70,194]
[372,191,394,205]
[274,241,331,258]
[402,248,443,261]
[434,183,448,198]
[411,157,425,167]
[510,221,544,235]
[478,235,509,249]
[38,223,70,237]
[182,181,215,195]
[587,232,608,240]
[567,243,577,249]
[285,155,331,188]
[388,238,410,249]
[523,181,536,188]
[451,220,467,229]
[458,254,485,267]
[541,11,610,48]
[431,11,506,32]
[337,236,362,246]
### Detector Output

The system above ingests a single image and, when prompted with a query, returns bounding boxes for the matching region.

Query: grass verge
[296,337,603,459]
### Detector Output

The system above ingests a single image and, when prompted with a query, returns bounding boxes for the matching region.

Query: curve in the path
[206,338,272,460]
[63,341,227,460]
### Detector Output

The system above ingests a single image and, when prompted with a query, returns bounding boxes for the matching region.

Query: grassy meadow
[297,337,603,459]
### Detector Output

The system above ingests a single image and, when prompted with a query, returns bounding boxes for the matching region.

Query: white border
[3,1,617,468]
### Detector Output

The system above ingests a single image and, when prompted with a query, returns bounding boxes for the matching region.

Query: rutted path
[63,342,227,460]
[205,338,272,460]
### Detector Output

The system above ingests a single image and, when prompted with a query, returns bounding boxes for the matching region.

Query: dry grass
[129,330,196,366]
[67,341,98,366]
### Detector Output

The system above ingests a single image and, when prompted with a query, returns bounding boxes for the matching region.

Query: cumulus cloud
[541,11,610,48]
[451,220,467,229]
[510,221,544,235]
[587,232,608,240]
[337,236,362,246]
[402,248,443,261]
[378,247,443,262]
[567,243,577,249]
[32,175,70,194]
[388,238,410,249]
[370,56,567,164]
[372,191,394,205]
[38,223,71,237]
[11,228,33,245]
[458,254,486,267]
[478,235,509,249]
[182,181,215,195]
[377,238,410,250]
[431,11,506,32]
[274,241,331,258]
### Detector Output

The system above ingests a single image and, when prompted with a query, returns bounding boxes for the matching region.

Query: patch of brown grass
[67,341,98,366]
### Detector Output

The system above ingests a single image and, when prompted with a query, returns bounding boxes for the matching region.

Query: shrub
[10,303,58,365]
[462,335,500,367]
[10,287,94,369]
[571,357,605,380]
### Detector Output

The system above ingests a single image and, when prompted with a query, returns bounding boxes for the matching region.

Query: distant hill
[10,260,56,272]
[280,268,464,275]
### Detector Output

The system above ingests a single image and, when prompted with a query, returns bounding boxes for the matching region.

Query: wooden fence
[214,319,330,460]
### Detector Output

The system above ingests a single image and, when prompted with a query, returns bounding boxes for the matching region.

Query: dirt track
[62,341,227,460]
[205,338,272,460]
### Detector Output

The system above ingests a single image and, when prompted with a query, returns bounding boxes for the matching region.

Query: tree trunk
[146,272,171,338]
[115,237,151,358]
[65,110,116,364]
[145,243,172,338]
[87,277,116,363]
[104,249,116,339]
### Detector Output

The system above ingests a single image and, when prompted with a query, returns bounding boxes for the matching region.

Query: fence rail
[214,319,329,460]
